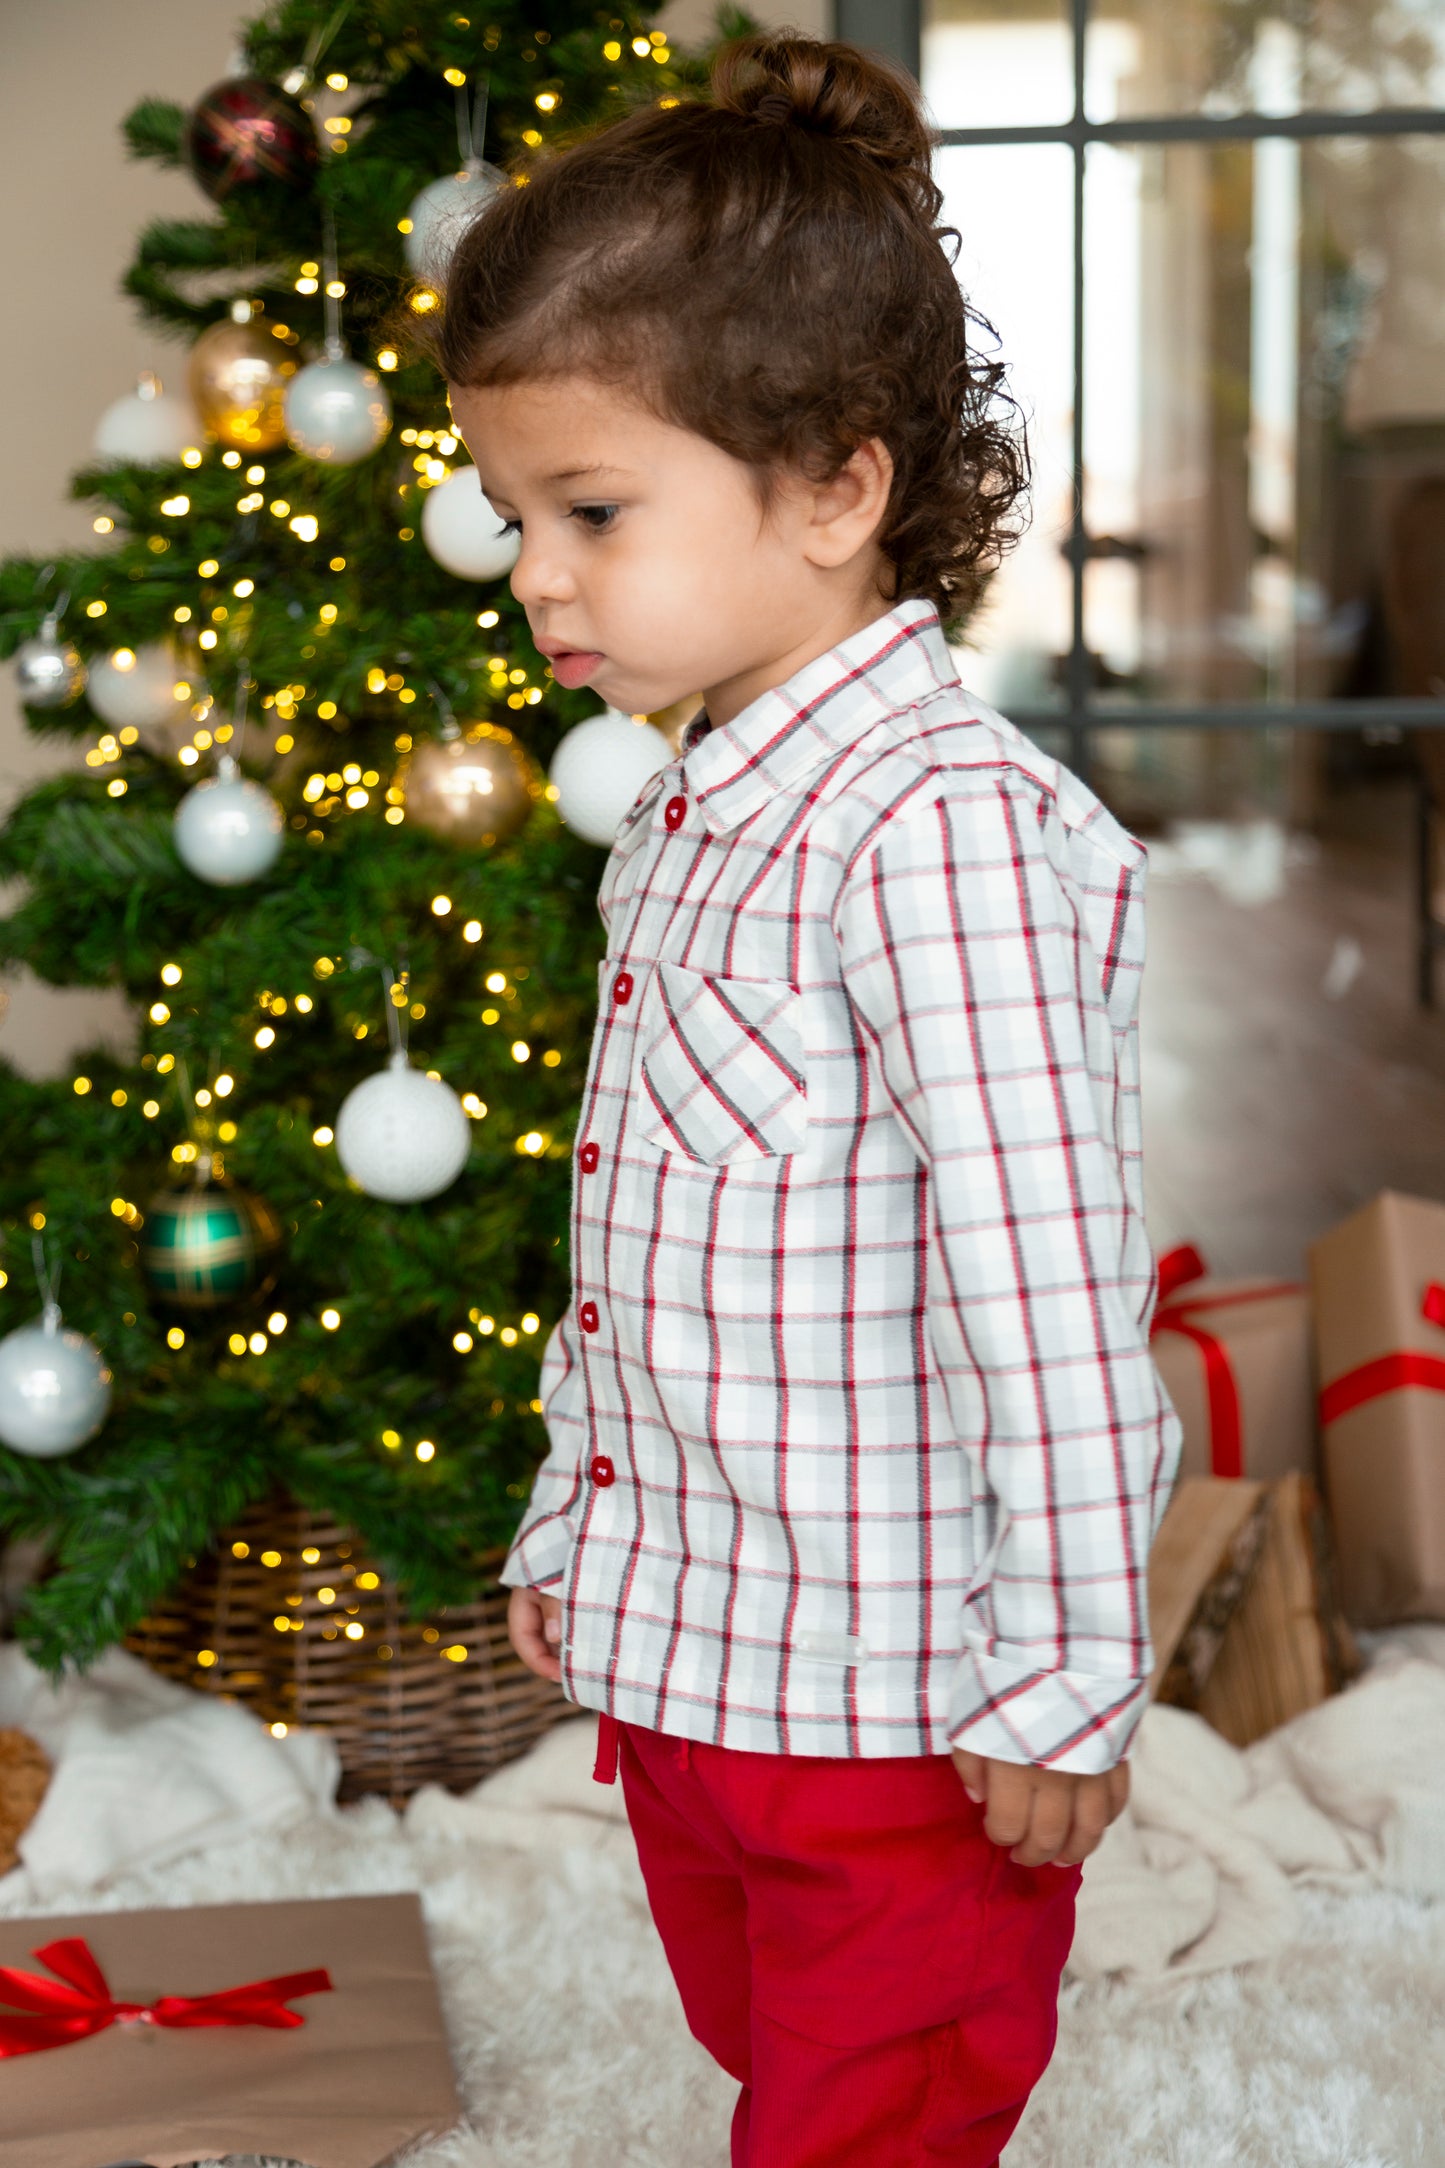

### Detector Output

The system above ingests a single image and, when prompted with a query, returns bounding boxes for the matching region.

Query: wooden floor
[1138,774,1445,1280]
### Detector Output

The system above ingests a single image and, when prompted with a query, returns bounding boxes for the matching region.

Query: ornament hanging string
[457,72,491,167]
[381,962,410,1060]
[282,0,354,96]
[417,665,461,744]
[321,206,343,361]
[30,1233,62,1332]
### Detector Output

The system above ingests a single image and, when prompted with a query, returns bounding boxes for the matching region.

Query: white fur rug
[3,1697,1442,2167]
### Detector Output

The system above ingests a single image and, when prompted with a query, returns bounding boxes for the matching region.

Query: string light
[320,1308,341,1329]
[86,600,106,617]
[415,1439,436,1462]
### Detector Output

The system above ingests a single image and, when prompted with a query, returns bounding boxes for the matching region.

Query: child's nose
[509,541,574,611]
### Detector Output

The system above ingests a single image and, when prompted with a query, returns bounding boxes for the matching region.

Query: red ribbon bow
[0,1937,333,2058]
[1149,1243,1305,1480]
[1317,1277,1445,1425]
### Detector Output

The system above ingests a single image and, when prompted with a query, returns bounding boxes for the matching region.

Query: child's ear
[803,437,895,570]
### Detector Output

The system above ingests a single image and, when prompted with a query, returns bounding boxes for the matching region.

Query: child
[437,30,1183,2167]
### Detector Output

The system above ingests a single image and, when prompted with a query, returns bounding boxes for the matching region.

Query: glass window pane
[934,145,1076,714]
[1079,131,1445,816]
[1093,0,1445,122]
[923,0,1075,131]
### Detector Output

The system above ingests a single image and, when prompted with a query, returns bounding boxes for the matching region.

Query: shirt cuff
[946,1644,1151,1774]
[497,1512,575,1592]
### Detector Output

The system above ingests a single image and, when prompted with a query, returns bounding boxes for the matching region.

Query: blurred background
[4,0,1445,1277]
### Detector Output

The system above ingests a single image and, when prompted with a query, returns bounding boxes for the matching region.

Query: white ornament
[404,160,507,279]
[174,753,285,885]
[550,709,673,848]
[285,353,392,465]
[335,1050,472,1203]
[88,641,186,731]
[14,617,85,710]
[0,1302,112,1458]
[420,465,520,582]
[94,372,203,465]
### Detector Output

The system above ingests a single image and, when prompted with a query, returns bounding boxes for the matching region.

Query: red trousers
[593,1713,1081,2168]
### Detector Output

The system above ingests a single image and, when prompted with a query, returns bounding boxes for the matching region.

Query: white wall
[0,0,825,1082]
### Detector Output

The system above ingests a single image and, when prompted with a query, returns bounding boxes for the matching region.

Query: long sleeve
[834,771,1182,1774]
[498,1302,590,1590]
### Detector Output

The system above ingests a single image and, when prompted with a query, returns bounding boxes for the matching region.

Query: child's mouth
[549,649,604,689]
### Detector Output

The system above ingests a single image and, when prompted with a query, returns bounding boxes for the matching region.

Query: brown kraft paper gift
[1309,1187,1445,1625]
[0,1892,461,2168]
[1149,1242,1318,1487]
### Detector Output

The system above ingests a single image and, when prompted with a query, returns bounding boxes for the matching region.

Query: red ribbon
[1149,1244,1305,1480]
[0,1937,332,2059]
[1318,1278,1445,1426]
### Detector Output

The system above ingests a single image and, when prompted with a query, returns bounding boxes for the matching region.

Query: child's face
[449,373,893,727]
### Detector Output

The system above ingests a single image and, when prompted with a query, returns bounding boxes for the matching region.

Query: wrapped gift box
[1146,1473,1362,1748]
[0,1892,461,2168]
[1149,1243,1318,1486]
[1309,1187,1445,1625]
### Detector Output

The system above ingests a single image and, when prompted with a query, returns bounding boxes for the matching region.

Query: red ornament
[185,77,319,204]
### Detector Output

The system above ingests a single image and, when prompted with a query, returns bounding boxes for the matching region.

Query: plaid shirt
[500,596,1183,1772]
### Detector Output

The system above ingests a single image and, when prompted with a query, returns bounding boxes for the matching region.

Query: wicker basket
[123,1494,582,1804]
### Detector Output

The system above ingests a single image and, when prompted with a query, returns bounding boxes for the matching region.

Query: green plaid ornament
[140,1181,283,1310]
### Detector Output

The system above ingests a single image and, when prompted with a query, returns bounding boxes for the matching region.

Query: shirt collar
[678,597,959,836]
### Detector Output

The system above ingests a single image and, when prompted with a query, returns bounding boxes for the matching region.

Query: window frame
[837,0,1445,783]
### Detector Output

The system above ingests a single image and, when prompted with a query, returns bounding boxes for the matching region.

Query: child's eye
[571,504,619,533]
[496,516,522,538]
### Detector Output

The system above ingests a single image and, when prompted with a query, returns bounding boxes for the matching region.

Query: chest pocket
[636,962,808,1164]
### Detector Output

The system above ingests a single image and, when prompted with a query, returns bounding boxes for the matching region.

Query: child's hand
[951,1747,1129,1869]
[507,1585,564,1683]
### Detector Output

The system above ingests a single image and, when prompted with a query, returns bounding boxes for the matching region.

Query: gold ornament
[647,692,706,755]
[400,723,542,847]
[189,315,299,452]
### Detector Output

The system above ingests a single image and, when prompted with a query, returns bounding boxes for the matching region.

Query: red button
[664,795,687,831]
[579,1141,600,1173]
[613,970,633,1006]
[578,1300,600,1333]
[589,1455,615,1487]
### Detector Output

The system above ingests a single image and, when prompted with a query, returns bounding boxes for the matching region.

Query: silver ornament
[0,1301,112,1458]
[174,753,285,885]
[335,1051,472,1202]
[404,160,508,279]
[550,709,673,847]
[14,616,85,711]
[284,353,392,466]
[420,465,520,581]
[88,642,187,731]
[94,371,203,465]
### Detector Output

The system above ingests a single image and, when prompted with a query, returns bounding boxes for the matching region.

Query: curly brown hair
[428,30,1029,635]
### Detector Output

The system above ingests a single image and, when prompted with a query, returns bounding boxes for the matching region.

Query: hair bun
[712,31,938,201]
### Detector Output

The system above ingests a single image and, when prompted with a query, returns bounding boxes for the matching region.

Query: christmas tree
[0,0,735,1676]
